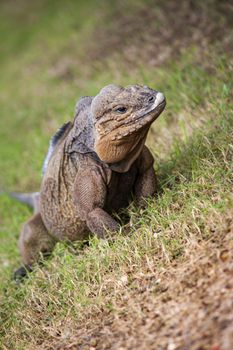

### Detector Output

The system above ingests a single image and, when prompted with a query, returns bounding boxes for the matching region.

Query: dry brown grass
[45,210,233,350]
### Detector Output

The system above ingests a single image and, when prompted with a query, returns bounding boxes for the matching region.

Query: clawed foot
[14,265,33,283]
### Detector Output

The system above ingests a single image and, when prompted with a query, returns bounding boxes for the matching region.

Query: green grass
[0,1,232,349]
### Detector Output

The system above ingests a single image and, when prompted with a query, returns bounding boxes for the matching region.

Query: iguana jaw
[95,126,149,168]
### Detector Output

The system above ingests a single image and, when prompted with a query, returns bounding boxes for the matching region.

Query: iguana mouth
[136,100,166,120]
[124,92,166,126]
[112,97,166,139]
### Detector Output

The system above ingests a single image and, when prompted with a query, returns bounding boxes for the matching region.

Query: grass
[0,0,232,349]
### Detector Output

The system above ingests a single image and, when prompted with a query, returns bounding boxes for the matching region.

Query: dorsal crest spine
[42,122,71,175]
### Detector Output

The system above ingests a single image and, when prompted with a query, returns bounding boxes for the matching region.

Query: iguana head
[91,84,166,170]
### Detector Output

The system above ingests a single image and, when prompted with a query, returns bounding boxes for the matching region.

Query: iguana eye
[115,106,127,113]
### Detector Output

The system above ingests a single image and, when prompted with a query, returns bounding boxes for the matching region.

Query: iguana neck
[108,131,148,172]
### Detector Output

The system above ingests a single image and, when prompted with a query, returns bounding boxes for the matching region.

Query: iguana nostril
[148,96,154,103]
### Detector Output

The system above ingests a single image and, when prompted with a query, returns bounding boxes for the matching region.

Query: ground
[0,1,232,349]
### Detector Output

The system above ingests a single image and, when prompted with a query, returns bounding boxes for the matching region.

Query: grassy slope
[0,1,232,349]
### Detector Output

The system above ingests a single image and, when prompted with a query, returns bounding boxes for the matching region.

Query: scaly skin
[15,84,166,279]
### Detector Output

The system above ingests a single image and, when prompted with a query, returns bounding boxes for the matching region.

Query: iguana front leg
[134,146,157,206]
[73,167,119,238]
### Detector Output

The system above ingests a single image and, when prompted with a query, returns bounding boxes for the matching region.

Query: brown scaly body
[15,84,166,279]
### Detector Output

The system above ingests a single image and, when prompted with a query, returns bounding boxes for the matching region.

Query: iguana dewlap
[15,84,166,278]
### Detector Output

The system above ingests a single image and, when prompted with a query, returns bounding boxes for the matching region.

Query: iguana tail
[4,191,40,213]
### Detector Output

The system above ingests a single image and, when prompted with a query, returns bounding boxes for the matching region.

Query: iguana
[13,84,166,279]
